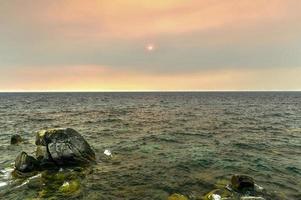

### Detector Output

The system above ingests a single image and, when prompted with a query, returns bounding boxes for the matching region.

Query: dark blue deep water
[0,92,300,199]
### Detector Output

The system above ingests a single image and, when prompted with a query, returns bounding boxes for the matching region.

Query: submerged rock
[35,128,95,166]
[168,193,188,200]
[204,175,267,200]
[37,169,88,198]
[231,175,254,192]
[15,152,39,173]
[10,134,22,145]
[59,180,81,195]
[204,189,233,200]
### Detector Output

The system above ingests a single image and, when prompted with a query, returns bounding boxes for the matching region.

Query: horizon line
[0,90,300,93]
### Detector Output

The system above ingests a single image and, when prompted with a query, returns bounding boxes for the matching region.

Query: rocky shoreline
[7,128,274,200]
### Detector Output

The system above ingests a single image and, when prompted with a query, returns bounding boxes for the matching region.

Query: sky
[0,0,301,91]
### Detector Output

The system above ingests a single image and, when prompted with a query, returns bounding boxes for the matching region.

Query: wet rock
[231,175,255,192]
[37,170,85,198]
[204,188,266,200]
[59,180,81,195]
[10,134,22,145]
[204,176,268,200]
[36,146,56,168]
[168,193,188,200]
[204,189,233,200]
[15,152,39,173]
[35,128,95,166]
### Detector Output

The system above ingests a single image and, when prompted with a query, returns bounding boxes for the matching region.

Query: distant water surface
[0,92,300,199]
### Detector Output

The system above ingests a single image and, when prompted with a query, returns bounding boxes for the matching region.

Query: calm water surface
[0,92,300,199]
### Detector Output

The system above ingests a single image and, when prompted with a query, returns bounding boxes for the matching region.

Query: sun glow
[146,44,155,52]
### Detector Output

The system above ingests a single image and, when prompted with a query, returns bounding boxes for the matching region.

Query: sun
[146,44,155,52]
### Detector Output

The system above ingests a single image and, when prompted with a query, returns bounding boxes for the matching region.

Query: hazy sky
[0,0,301,91]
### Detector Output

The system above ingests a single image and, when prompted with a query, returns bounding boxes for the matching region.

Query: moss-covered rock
[204,189,233,200]
[37,170,83,198]
[59,180,80,195]
[168,193,188,200]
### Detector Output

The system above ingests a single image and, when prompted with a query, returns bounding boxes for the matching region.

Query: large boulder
[35,128,95,166]
[15,152,39,172]
[36,145,56,168]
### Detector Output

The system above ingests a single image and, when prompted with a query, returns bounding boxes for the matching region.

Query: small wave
[27,118,54,122]
[286,166,301,175]
[102,118,122,123]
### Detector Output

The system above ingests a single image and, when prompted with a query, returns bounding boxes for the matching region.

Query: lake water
[0,92,300,199]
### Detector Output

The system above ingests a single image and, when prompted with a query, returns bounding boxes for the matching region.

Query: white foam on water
[240,197,265,200]
[211,194,221,200]
[0,168,14,179]
[0,181,8,188]
[62,181,70,187]
[15,180,29,189]
[15,173,42,189]
[255,184,264,191]
[104,149,112,157]
[29,173,42,180]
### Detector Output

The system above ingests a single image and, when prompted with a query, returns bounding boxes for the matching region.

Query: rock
[204,189,233,200]
[15,152,39,173]
[37,169,86,198]
[168,193,188,200]
[231,175,255,192]
[204,176,269,200]
[36,146,56,168]
[10,134,22,145]
[35,128,95,166]
[59,180,81,195]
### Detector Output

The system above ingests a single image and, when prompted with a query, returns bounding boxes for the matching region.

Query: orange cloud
[1,65,300,91]
[17,0,300,40]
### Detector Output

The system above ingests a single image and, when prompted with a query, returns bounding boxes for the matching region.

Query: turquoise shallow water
[0,92,300,199]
